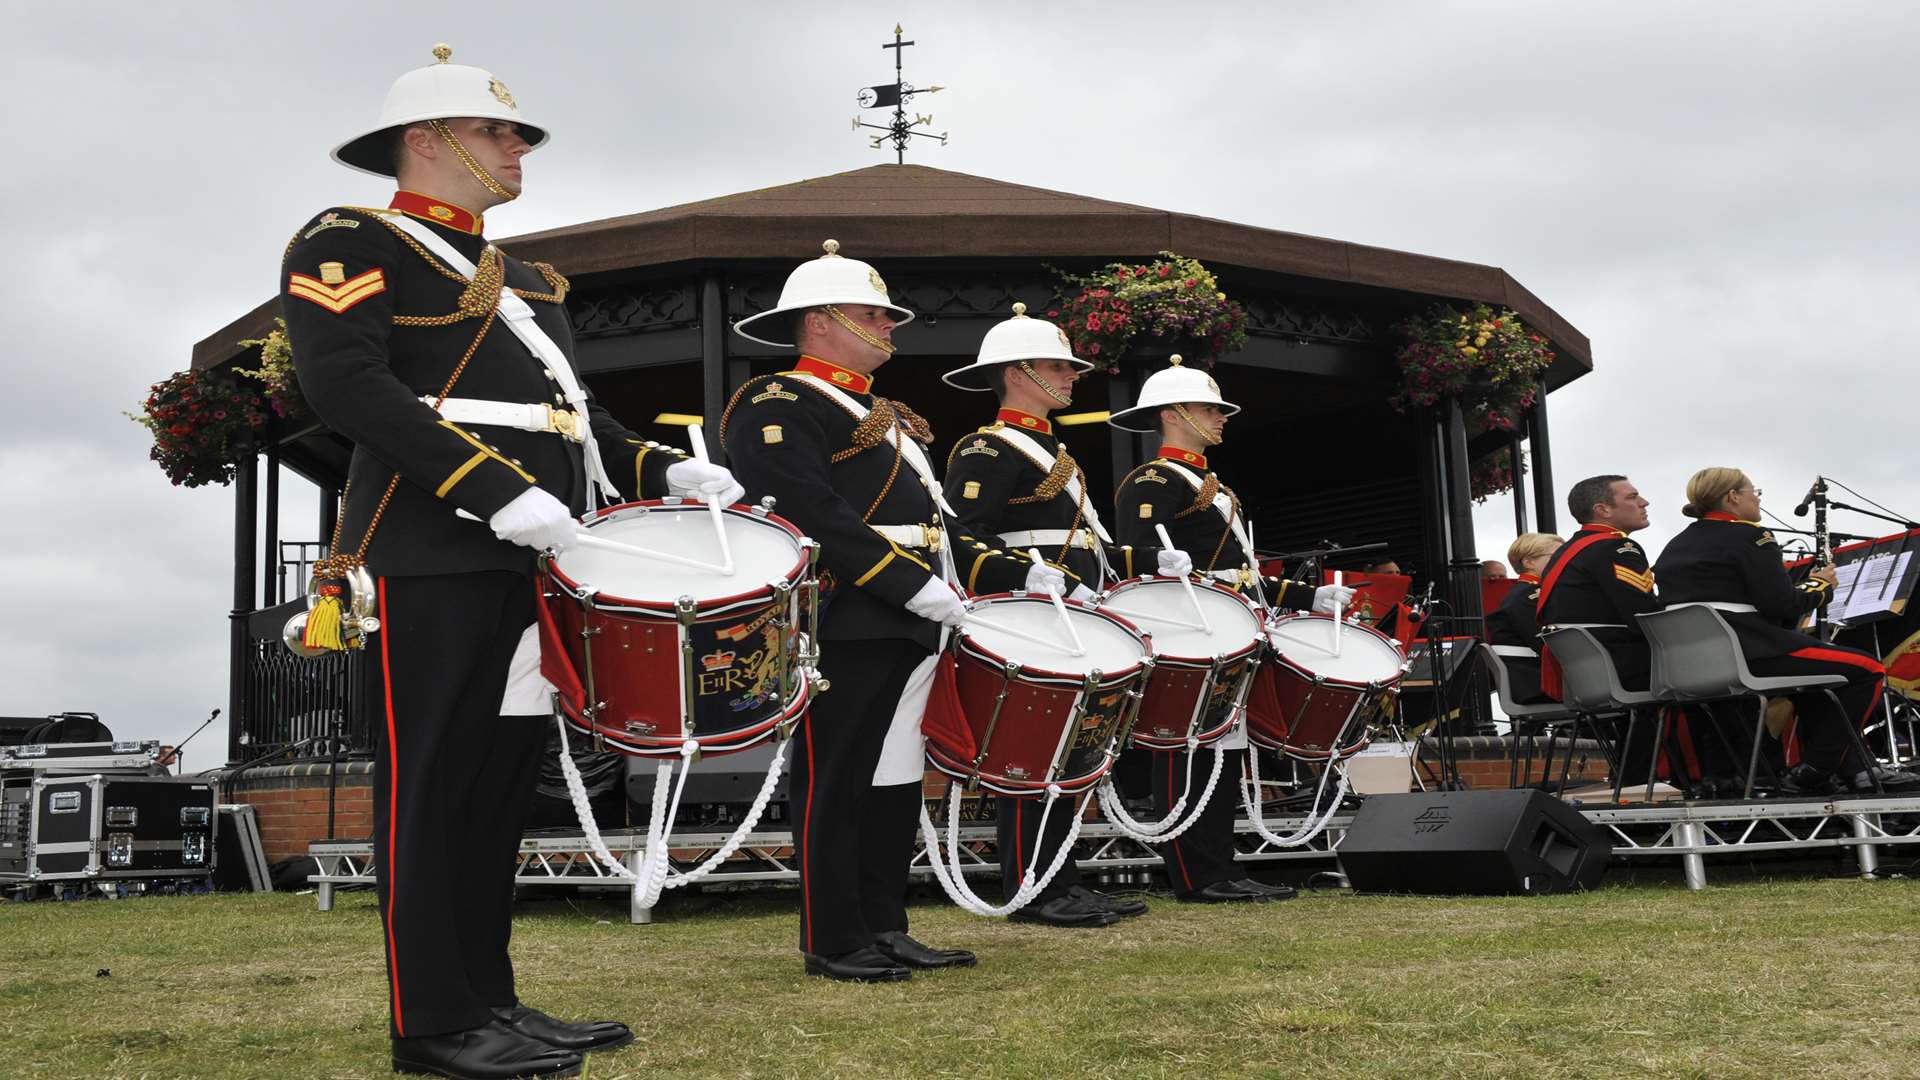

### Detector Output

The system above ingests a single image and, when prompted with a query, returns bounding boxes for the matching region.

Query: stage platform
[307,793,1920,923]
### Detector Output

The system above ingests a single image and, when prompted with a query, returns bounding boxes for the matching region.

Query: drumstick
[1026,548,1087,657]
[963,612,1087,657]
[573,532,732,574]
[1098,604,1207,633]
[1156,524,1213,636]
[686,423,735,576]
[1332,570,1344,658]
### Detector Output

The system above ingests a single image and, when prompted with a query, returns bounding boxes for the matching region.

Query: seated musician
[1484,532,1562,704]
[1482,560,1510,581]
[1109,355,1351,905]
[1535,474,1660,695]
[1653,468,1920,794]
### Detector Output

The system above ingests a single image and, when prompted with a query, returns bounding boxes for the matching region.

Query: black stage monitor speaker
[1338,789,1608,895]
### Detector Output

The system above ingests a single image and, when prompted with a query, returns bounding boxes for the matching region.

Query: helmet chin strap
[1017,361,1072,407]
[1172,403,1224,446]
[427,119,517,201]
[822,304,896,355]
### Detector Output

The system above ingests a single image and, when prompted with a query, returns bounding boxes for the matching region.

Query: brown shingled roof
[193,164,1589,371]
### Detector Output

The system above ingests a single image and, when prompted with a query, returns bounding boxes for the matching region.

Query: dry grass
[3,870,1919,1078]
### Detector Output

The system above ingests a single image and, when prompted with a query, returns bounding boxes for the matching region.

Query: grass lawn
[2,870,1918,1079]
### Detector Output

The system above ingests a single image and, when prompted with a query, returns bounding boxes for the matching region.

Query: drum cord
[919,781,1085,918]
[1094,738,1226,845]
[553,715,791,908]
[1239,748,1349,849]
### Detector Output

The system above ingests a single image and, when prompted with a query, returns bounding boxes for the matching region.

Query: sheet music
[1829,551,1912,623]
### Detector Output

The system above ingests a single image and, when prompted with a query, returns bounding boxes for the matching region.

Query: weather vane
[851,24,946,164]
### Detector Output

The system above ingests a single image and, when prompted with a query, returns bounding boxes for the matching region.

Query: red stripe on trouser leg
[1014,800,1026,873]
[1166,752,1194,892]
[1790,646,1886,728]
[1674,710,1700,781]
[800,714,817,952]
[1782,712,1803,768]
[377,579,405,1037]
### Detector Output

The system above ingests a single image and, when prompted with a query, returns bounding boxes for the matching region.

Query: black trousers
[1751,642,1884,774]
[1151,745,1245,895]
[792,637,932,957]
[368,571,538,1039]
[995,793,1082,903]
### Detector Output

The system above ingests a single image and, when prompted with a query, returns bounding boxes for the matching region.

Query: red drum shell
[1245,613,1405,762]
[1101,578,1265,752]
[539,501,814,759]
[923,594,1150,798]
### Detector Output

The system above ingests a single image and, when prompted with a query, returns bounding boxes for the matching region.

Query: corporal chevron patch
[288,267,386,314]
[1614,564,1656,593]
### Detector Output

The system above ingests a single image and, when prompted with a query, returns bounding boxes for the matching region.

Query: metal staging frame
[306,794,1920,924]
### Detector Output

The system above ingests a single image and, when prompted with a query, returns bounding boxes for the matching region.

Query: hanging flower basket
[1391,302,1555,431]
[1471,446,1527,504]
[1048,251,1250,373]
[128,368,270,488]
[235,318,307,421]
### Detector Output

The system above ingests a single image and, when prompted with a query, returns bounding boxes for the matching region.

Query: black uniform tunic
[1484,573,1546,704]
[1534,523,1662,694]
[1113,448,1317,895]
[282,191,681,1039]
[1654,513,1874,773]
[722,355,1028,957]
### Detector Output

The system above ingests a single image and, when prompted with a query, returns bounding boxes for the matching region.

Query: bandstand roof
[193,164,1589,377]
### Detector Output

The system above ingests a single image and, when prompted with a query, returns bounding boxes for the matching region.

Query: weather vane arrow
[850,24,948,164]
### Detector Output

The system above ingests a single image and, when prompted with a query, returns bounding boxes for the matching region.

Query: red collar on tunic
[389,190,483,234]
[1578,522,1627,538]
[1157,446,1207,469]
[997,408,1052,435]
[792,355,872,394]
[1703,511,1760,525]
[1516,573,1541,584]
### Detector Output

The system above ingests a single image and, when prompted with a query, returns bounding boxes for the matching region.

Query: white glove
[489,487,579,553]
[1068,584,1097,604]
[1024,562,1067,597]
[1156,548,1194,578]
[1313,583,1357,614]
[905,575,968,628]
[665,459,746,507]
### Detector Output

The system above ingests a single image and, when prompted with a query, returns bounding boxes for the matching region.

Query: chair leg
[1612,709,1639,805]
[1557,713,1584,796]
[1744,695,1770,800]
[1539,725,1559,791]
[1821,688,1885,796]
[1645,706,1670,804]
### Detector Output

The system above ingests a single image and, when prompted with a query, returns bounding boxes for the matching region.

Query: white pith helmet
[1105,355,1241,431]
[942,303,1095,391]
[731,240,917,347]
[331,43,550,177]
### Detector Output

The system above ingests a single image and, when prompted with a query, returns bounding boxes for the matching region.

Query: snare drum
[1245,612,1406,761]
[538,500,819,758]
[1097,577,1264,750]
[924,594,1152,798]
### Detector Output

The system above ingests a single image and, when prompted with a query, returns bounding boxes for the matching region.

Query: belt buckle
[1237,567,1255,589]
[545,404,581,441]
[923,525,944,554]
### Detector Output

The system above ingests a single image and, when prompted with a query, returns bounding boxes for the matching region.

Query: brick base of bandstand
[227,735,1610,862]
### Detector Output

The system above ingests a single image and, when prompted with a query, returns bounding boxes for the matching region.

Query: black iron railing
[235,600,372,761]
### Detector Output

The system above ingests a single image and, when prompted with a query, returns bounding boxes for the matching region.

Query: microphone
[1793,478,1822,518]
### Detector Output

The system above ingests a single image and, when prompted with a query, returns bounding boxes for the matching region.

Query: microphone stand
[168,708,221,776]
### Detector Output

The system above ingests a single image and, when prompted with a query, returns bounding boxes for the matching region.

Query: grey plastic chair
[1636,604,1879,799]
[1479,644,1585,789]
[1537,624,1658,802]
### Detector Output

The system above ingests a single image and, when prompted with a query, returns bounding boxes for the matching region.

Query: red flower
[1087,343,1100,355]
[1158,266,1170,278]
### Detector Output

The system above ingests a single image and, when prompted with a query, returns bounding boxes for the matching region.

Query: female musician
[1653,468,1918,794]
[1484,532,1562,704]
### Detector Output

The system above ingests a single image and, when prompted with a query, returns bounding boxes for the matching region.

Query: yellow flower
[1462,346,1479,357]
[1216,292,1227,301]
[1474,336,1489,347]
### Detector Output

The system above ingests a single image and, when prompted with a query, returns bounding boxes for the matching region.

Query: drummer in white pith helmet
[721,241,1051,982]
[1110,356,1353,904]
[940,303,1196,929]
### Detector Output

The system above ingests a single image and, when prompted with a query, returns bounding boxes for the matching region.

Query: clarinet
[1811,477,1833,638]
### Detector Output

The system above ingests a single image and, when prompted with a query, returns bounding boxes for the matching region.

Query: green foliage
[1048,252,1250,371]
[1393,302,1556,431]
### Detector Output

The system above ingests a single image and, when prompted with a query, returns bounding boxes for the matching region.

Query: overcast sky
[5,2,1916,750]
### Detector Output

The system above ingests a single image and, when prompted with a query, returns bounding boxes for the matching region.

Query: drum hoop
[1265,612,1405,688]
[548,501,809,612]
[953,619,1147,686]
[560,672,811,758]
[1141,640,1263,670]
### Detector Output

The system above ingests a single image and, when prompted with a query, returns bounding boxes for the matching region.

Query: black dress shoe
[1177,879,1274,904]
[872,930,978,969]
[1067,884,1147,918]
[491,1005,633,1053]
[1845,764,1920,794]
[1007,893,1120,927]
[802,946,912,983]
[391,1019,582,1078]
[1229,877,1298,902]
[1779,763,1842,796]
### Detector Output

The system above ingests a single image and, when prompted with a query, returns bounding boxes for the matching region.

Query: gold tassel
[302,583,347,652]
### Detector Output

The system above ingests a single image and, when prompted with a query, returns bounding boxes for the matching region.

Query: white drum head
[1102,579,1262,660]
[1266,615,1403,684]
[554,504,801,601]
[963,597,1145,676]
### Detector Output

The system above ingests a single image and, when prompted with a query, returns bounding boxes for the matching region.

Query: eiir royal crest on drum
[538,499,822,758]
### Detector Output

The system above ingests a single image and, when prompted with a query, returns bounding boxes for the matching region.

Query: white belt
[1489,644,1539,658]
[872,523,945,552]
[1683,601,1759,614]
[998,529,1095,551]
[426,397,585,443]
